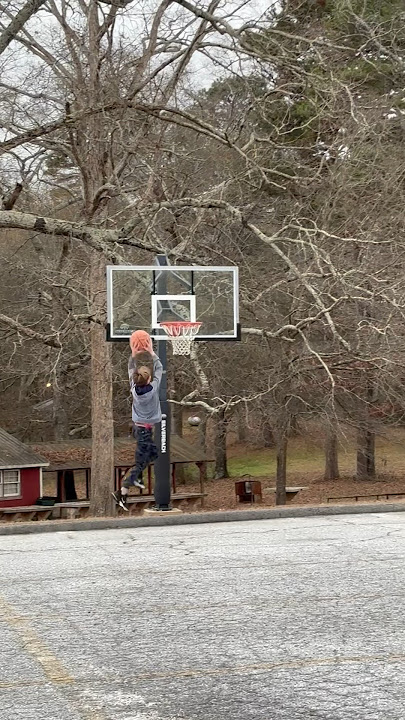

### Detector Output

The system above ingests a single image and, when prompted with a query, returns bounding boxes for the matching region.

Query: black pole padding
[153,338,171,509]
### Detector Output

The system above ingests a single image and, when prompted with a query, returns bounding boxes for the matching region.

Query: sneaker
[112,490,129,511]
[133,478,146,490]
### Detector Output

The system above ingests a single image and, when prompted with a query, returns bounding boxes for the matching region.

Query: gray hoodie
[128,353,163,425]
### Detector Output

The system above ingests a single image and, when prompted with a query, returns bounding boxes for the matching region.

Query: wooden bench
[125,493,206,514]
[53,501,90,519]
[266,486,308,502]
[327,492,405,504]
[0,493,206,523]
[54,493,206,518]
[0,505,55,522]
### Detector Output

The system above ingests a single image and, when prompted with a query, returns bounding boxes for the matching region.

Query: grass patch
[228,450,276,477]
[226,429,405,479]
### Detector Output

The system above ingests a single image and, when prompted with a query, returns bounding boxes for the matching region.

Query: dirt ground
[175,472,405,512]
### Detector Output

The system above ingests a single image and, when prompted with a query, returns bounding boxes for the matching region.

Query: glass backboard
[106,265,239,341]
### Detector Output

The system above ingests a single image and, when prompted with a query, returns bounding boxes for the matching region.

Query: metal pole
[153,255,171,510]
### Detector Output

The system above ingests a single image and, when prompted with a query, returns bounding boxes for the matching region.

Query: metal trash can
[235,479,262,503]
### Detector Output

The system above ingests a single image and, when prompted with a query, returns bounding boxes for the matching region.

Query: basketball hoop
[159,321,202,355]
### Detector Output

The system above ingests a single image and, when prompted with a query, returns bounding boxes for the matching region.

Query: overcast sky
[173,0,278,88]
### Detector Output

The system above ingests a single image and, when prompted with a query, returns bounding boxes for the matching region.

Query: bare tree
[2,0,405,512]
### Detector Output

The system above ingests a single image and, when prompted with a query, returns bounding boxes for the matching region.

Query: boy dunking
[113,331,162,511]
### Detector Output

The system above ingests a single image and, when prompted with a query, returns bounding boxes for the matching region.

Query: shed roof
[0,428,49,470]
[31,435,214,468]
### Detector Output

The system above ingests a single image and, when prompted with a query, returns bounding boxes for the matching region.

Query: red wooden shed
[0,428,49,508]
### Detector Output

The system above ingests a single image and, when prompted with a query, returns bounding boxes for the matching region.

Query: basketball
[187,416,201,427]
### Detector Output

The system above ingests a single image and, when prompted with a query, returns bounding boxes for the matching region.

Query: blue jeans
[123,426,158,488]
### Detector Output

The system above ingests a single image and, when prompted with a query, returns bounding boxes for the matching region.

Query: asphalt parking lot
[1,512,405,719]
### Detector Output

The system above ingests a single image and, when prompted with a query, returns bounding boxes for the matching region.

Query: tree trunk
[51,265,70,441]
[84,6,115,517]
[356,426,375,481]
[52,380,69,441]
[262,419,275,447]
[88,255,114,516]
[199,411,208,453]
[214,408,229,479]
[356,371,376,481]
[236,406,247,443]
[275,435,287,505]
[324,426,339,480]
[290,415,299,436]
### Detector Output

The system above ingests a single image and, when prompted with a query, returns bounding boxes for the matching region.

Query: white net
[159,322,202,355]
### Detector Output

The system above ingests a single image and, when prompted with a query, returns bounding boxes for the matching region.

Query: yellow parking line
[2,648,404,692]
[0,596,110,719]
[0,595,73,685]
[0,679,48,690]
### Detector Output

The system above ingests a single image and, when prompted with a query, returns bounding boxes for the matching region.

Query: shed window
[0,470,21,497]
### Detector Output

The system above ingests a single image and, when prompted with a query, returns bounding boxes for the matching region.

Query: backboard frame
[106,264,240,342]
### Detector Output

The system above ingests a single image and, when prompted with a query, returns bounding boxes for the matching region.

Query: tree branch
[0,313,62,348]
[0,0,47,56]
